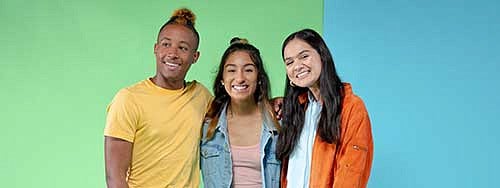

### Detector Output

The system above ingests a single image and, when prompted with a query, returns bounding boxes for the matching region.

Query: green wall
[0,0,322,187]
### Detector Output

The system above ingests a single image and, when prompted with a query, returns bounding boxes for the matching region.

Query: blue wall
[324,0,500,187]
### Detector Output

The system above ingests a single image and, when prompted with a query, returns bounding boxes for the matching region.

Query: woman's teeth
[296,70,310,78]
[232,85,248,91]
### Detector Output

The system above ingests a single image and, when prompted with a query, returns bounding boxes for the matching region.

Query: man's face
[154,24,199,83]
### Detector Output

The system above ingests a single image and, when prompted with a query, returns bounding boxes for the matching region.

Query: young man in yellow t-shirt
[104,8,212,188]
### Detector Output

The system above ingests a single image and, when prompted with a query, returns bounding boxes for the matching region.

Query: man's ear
[153,43,158,54]
[192,51,200,64]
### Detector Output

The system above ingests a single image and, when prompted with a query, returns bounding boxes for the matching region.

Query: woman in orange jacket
[277,28,374,188]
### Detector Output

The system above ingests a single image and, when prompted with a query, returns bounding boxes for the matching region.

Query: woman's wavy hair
[277,29,344,160]
[204,37,279,140]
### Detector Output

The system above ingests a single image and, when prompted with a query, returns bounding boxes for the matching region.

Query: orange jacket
[280,83,373,188]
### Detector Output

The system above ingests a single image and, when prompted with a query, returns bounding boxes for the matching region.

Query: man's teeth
[164,62,180,67]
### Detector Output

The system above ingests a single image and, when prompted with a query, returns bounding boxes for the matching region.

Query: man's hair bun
[171,8,196,26]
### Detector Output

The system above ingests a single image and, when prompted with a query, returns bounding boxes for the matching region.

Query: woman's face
[222,51,259,103]
[283,39,322,90]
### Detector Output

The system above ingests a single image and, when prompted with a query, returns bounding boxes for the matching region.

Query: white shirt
[287,93,322,188]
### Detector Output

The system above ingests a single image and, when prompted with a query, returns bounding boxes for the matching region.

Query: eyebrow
[285,49,311,61]
[298,50,310,55]
[179,41,191,47]
[159,37,170,42]
[159,37,192,48]
[244,64,257,68]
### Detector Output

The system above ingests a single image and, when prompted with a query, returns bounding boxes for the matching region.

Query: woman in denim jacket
[200,37,281,188]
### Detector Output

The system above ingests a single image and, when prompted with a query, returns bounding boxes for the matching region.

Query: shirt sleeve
[333,97,374,188]
[104,89,140,143]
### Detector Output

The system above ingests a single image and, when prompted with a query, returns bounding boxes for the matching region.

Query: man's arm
[105,136,133,188]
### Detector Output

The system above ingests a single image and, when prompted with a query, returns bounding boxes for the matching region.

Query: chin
[229,95,253,101]
[295,80,315,88]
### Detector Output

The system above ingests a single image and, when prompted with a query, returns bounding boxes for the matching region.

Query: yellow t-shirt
[104,79,212,188]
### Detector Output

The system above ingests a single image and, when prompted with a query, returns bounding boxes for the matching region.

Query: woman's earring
[221,81,225,86]
[290,80,296,87]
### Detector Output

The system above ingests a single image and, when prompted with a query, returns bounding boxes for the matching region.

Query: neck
[228,99,259,117]
[309,85,322,103]
[151,76,184,90]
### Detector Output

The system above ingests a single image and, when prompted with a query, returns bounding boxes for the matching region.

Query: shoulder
[111,87,135,105]
[114,79,152,98]
[187,81,213,98]
[124,79,151,92]
[340,83,372,136]
[344,95,367,113]
[342,83,368,114]
[201,117,211,135]
[112,80,150,103]
[340,83,371,134]
[188,80,209,92]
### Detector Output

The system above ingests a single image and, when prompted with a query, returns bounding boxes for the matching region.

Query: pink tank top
[231,142,262,188]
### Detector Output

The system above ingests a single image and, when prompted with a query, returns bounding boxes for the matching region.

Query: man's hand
[270,97,283,120]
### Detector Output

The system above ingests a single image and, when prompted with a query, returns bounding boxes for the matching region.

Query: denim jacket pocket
[200,146,221,176]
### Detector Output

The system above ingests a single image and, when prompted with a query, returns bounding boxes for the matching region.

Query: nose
[293,61,305,72]
[166,47,179,59]
[234,70,246,83]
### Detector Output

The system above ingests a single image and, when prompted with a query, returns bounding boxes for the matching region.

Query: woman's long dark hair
[204,37,279,140]
[277,29,344,160]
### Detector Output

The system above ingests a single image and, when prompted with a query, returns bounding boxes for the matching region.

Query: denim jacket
[200,103,281,188]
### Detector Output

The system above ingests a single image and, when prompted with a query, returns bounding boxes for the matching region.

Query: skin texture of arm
[105,136,133,188]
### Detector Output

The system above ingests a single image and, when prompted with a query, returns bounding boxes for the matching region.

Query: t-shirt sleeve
[104,89,139,143]
[206,95,214,114]
[198,82,214,114]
